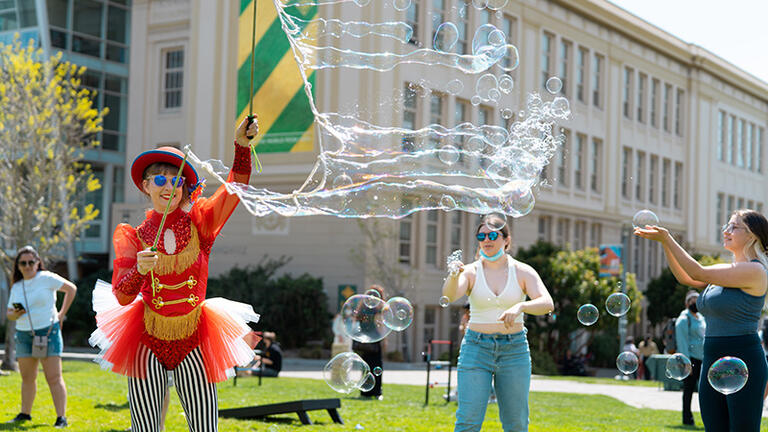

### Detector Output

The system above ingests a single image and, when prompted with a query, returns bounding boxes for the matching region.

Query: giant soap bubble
[341,294,393,343]
[188,0,571,220]
[323,351,371,393]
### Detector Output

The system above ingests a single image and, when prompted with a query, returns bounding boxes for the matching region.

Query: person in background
[253,332,283,377]
[622,336,641,380]
[352,284,386,400]
[675,290,706,426]
[6,245,77,428]
[637,335,659,380]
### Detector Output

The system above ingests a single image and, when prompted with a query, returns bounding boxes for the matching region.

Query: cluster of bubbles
[576,291,631,327]
[187,0,570,221]
[323,291,414,392]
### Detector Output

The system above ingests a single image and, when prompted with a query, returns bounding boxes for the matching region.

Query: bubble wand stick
[246,0,262,172]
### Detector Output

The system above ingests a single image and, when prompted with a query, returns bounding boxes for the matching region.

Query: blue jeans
[14,322,63,358]
[455,328,531,432]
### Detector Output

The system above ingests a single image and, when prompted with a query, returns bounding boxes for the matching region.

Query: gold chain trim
[151,294,200,309]
[151,275,197,297]
[143,304,201,340]
[139,225,201,276]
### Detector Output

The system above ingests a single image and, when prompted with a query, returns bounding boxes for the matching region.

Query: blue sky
[608,1,768,84]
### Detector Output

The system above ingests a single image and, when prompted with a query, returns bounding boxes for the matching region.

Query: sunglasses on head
[18,260,36,267]
[149,175,185,188]
[476,232,502,241]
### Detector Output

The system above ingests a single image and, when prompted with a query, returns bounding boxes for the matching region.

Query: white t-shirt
[7,270,68,331]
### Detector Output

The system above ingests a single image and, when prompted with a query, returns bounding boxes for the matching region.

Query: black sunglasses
[18,260,36,267]
[476,232,502,241]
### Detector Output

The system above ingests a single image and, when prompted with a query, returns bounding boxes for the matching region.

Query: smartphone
[12,303,24,311]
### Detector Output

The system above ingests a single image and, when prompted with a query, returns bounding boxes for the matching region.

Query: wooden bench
[219,398,343,425]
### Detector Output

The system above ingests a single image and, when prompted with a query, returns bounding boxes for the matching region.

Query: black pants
[682,357,702,424]
[699,334,768,432]
[353,341,382,397]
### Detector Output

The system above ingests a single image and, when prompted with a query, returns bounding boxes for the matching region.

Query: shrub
[531,349,559,375]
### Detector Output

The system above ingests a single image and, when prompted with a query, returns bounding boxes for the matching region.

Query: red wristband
[232,142,252,175]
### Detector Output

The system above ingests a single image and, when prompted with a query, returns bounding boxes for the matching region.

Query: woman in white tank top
[441,214,554,432]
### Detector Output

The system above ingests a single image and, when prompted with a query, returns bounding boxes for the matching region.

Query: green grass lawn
[0,360,759,431]
[535,375,660,387]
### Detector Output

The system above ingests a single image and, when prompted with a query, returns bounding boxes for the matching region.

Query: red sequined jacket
[111,144,251,369]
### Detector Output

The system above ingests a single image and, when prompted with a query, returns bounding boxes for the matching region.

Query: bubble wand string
[247,0,262,172]
[149,152,188,295]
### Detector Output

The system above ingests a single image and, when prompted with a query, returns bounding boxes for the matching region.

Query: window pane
[19,0,36,27]
[106,43,127,63]
[74,0,102,37]
[72,35,101,58]
[0,11,18,31]
[103,94,125,132]
[105,74,125,93]
[50,29,67,49]
[107,6,127,43]
[47,0,68,28]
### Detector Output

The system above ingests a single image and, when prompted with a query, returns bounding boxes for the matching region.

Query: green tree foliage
[645,254,725,326]
[206,256,332,349]
[515,241,641,360]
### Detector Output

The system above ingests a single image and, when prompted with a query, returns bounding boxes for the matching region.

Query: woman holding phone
[6,245,77,428]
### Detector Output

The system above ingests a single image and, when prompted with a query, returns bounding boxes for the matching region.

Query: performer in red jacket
[91,117,260,432]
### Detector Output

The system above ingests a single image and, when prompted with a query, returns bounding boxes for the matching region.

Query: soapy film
[187,0,570,219]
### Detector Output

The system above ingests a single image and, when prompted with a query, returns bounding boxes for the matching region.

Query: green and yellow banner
[238,0,316,153]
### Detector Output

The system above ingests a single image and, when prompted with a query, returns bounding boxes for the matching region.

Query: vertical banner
[237,0,316,153]
[599,244,622,278]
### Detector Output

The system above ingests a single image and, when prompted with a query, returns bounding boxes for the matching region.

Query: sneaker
[8,413,31,423]
[54,416,68,428]
[0,370,10,376]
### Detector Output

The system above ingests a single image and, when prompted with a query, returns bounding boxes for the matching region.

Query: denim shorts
[15,322,63,358]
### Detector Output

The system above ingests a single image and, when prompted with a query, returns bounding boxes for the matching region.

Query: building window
[716,193,724,242]
[635,151,645,202]
[727,115,734,165]
[399,214,413,264]
[429,93,444,149]
[758,202,764,214]
[423,307,436,343]
[648,155,657,204]
[430,0,444,50]
[651,78,659,128]
[590,138,601,193]
[402,83,418,151]
[622,147,631,199]
[663,84,672,132]
[717,110,725,161]
[727,195,735,216]
[450,212,463,253]
[49,0,129,63]
[592,54,603,108]
[675,88,684,136]
[674,162,682,209]
[759,127,764,173]
[406,0,420,45]
[637,73,646,123]
[574,134,585,190]
[576,47,587,103]
[1,0,37,31]
[103,74,128,151]
[574,221,586,250]
[623,67,633,119]
[647,242,659,279]
[556,218,570,247]
[501,15,517,70]
[662,158,670,207]
[590,223,602,247]
[425,210,439,266]
[538,216,552,241]
[541,32,554,90]
[738,197,745,210]
[557,129,569,186]
[737,119,744,168]
[747,123,754,171]
[455,3,468,54]
[559,39,571,96]
[162,48,184,110]
[454,99,469,162]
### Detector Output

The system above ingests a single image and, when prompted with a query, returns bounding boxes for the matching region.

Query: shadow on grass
[0,422,43,430]
[94,401,130,412]
[666,424,704,430]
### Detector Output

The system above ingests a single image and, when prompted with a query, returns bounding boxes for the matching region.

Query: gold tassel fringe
[143,304,201,340]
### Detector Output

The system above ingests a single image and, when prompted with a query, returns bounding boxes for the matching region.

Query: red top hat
[130,146,200,191]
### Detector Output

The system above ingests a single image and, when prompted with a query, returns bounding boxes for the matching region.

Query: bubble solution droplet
[373,366,383,376]
[708,356,749,395]
[616,351,639,374]
[439,295,451,308]
[605,292,631,317]
[632,209,660,229]
[576,304,599,326]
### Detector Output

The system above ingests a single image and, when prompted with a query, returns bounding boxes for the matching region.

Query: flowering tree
[0,37,107,370]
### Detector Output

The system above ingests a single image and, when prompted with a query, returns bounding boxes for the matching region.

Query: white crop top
[468,255,526,324]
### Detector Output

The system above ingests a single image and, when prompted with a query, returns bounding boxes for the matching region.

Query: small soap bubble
[632,209,660,229]
[486,0,509,10]
[393,0,411,11]
[488,29,506,47]
[708,357,748,395]
[475,74,498,100]
[384,296,414,331]
[323,352,370,393]
[466,136,485,152]
[616,351,639,374]
[437,145,461,165]
[577,304,599,326]
[447,79,463,95]
[498,75,514,93]
[501,108,514,119]
[332,174,353,189]
[605,293,631,317]
[488,88,501,102]
[439,295,451,308]
[373,366,383,376]
[665,353,692,381]
[363,289,382,308]
[545,77,563,94]
[434,23,459,53]
[471,0,488,9]
[470,95,481,106]
[483,212,507,231]
[500,45,520,72]
[440,195,457,210]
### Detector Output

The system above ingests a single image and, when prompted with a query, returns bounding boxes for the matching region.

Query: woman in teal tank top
[636,209,768,431]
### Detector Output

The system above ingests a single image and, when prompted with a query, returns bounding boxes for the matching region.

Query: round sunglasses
[148,175,185,188]
[476,232,502,241]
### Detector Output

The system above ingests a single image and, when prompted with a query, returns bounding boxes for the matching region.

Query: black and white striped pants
[128,346,218,432]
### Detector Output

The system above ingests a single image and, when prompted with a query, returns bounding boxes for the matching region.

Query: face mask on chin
[688,303,698,314]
